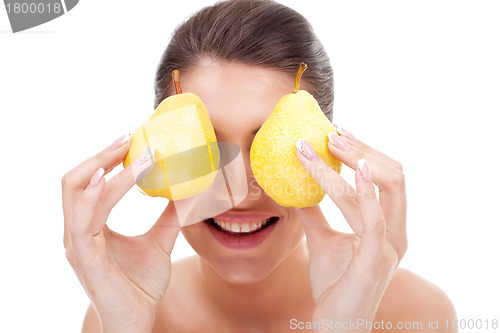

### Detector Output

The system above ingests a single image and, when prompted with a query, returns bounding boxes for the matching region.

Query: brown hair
[154,0,334,120]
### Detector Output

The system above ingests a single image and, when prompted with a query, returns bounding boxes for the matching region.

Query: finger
[295,139,363,235]
[327,132,402,192]
[62,134,130,221]
[355,159,386,266]
[379,177,407,254]
[353,140,403,171]
[66,168,106,266]
[293,205,335,248]
[327,131,407,238]
[145,201,182,256]
[90,147,156,236]
[334,125,402,171]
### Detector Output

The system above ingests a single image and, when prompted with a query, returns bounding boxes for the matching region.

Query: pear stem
[172,69,182,95]
[293,62,308,93]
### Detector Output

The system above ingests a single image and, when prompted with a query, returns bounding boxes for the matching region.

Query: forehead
[180,61,293,132]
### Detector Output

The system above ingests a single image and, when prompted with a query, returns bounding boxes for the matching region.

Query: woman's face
[180,60,306,284]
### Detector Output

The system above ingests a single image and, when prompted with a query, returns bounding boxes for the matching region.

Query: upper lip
[211,211,277,225]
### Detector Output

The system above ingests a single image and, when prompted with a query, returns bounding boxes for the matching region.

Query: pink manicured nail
[336,127,356,141]
[328,132,350,151]
[89,168,104,189]
[295,138,319,161]
[132,147,155,183]
[358,159,371,183]
[110,134,129,150]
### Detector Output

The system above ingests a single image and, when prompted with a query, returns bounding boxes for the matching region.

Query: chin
[181,209,305,284]
[209,255,280,284]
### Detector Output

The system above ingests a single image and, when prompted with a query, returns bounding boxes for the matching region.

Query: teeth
[213,218,273,233]
[241,223,251,232]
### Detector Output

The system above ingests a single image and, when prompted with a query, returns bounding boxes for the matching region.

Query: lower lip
[205,218,279,250]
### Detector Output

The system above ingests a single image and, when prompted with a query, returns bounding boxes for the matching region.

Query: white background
[1,0,499,331]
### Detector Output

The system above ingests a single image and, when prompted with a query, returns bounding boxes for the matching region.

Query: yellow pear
[250,63,342,207]
[123,69,219,200]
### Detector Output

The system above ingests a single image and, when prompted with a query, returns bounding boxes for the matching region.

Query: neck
[196,240,314,328]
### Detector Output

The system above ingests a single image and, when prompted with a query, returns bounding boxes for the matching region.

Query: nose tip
[242,173,262,202]
[241,149,266,204]
[212,141,267,209]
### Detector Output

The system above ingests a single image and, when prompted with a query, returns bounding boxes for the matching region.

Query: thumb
[145,201,181,256]
[294,205,334,248]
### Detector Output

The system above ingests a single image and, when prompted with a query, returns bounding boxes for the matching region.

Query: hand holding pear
[250,63,342,207]
[123,69,219,200]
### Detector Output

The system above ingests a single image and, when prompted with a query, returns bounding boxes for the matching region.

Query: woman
[62,1,456,332]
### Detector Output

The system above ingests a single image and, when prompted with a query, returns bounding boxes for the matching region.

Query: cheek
[180,222,210,254]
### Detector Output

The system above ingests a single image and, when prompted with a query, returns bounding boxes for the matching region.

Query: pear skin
[250,63,342,207]
[123,70,219,200]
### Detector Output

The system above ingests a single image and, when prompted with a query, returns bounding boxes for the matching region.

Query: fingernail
[336,127,356,141]
[328,132,350,151]
[295,138,319,161]
[358,159,371,183]
[132,147,155,182]
[110,134,129,150]
[89,168,104,189]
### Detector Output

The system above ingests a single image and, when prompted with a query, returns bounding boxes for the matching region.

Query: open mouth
[206,216,279,236]
[203,216,280,249]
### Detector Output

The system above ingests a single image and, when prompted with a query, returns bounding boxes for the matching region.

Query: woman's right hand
[62,135,181,333]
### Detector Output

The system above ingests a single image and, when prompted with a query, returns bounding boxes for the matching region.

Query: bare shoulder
[375,267,457,333]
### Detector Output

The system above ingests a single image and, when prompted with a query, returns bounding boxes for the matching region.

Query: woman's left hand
[295,127,407,332]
